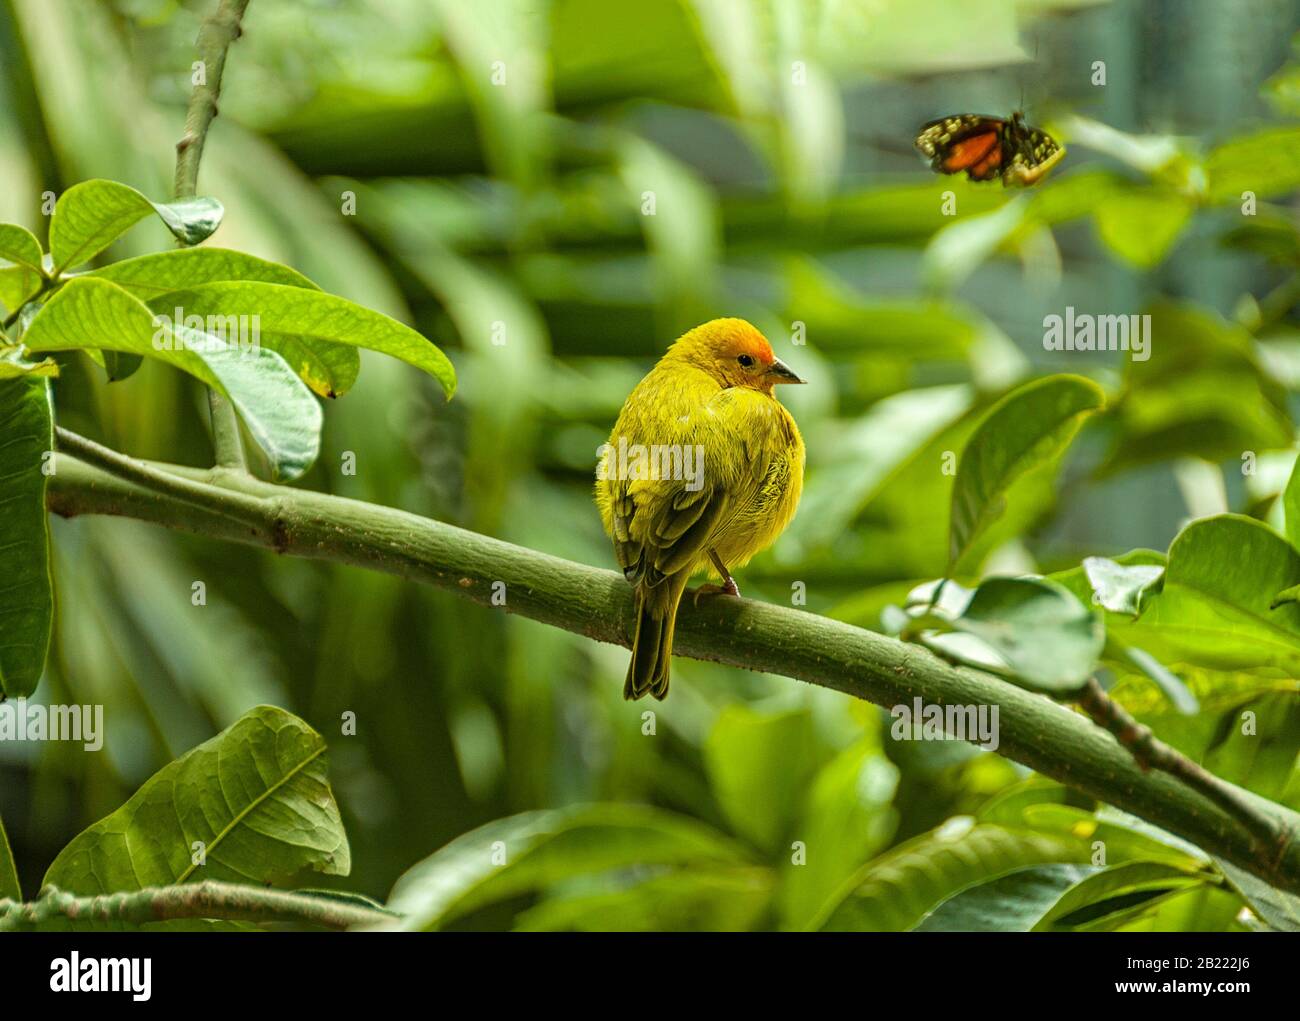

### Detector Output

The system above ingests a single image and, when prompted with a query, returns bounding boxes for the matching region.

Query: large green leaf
[22,278,322,480]
[704,705,820,854]
[149,281,455,398]
[385,804,748,931]
[0,812,21,901]
[948,374,1105,571]
[0,377,53,697]
[48,179,223,273]
[917,860,1208,931]
[816,819,1083,931]
[43,705,349,894]
[921,576,1105,694]
[1126,515,1300,674]
[915,863,1097,931]
[87,247,318,299]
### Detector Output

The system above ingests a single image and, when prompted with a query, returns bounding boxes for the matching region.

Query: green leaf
[1092,188,1193,268]
[817,818,1083,931]
[514,867,772,932]
[1120,644,1200,714]
[150,281,454,398]
[1101,303,1291,473]
[43,705,349,894]
[1129,515,1300,673]
[1215,858,1300,931]
[1038,861,1210,930]
[175,324,323,481]
[1282,452,1300,554]
[0,812,21,901]
[100,351,143,383]
[927,577,1105,694]
[86,247,318,299]
[0,378,53,697]
[948,374,1105,571]
[22,278,322,480]
[385,804,748,931]
[704,705,820,853]
[778,737,898,930]
[49,179,223,273]
[0,223,44,272]
[1206,126,1300,203]
[0,354,59,379]
[1081,555,1165,615]
[0,266,42,314]
[915,864,1098,931]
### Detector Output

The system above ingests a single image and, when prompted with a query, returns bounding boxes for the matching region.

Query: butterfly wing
[915,115,1007,180]
[1002,121,1065,187]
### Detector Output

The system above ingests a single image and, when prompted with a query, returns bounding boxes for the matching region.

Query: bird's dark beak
[766,357,806,384]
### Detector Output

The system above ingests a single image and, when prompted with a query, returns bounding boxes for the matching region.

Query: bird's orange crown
[666,318,804,392]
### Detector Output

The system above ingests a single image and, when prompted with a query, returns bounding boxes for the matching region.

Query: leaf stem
[0,881,394,931]
[175,0,251,472]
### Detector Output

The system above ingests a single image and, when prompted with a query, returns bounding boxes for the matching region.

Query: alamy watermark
[0,698,103,751]
[151,309,261,353]
[1043,306,1150,362]
[889,697,1000,751]
[596,436,705,492]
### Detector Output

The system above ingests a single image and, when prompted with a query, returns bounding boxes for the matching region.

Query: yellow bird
[596,318,806,700]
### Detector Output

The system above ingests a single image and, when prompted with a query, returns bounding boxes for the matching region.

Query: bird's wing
[610,387,782,588]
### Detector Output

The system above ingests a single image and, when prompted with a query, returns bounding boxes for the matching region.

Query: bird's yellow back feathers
[595,318,806,699]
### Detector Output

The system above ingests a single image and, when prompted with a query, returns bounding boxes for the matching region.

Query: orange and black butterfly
[915,111,1064,187]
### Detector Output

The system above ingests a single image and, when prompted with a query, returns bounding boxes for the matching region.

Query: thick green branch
[45,456,1300,895]
[0,881,393,931]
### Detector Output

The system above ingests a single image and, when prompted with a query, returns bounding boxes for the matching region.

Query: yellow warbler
[596,318,806,700]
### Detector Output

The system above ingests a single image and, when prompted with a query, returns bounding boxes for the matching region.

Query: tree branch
[1079,678,1292,872]
[44,454,1300,895]
[0,882,394,931]
[175,0,251,472]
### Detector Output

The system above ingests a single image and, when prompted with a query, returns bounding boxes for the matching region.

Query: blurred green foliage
[2,0,1300,930]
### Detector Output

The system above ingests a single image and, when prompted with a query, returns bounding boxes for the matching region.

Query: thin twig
[54,427,267,531]
[175,0,252,472]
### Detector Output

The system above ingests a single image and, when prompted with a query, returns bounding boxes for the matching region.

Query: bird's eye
[737,354,755,368]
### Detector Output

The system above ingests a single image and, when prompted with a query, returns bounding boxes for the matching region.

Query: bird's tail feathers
[624,574,688,701]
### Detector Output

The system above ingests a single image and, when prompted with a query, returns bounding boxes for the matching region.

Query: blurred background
[1,0,1299,930]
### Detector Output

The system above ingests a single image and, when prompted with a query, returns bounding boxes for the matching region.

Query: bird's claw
[692,579,741,607]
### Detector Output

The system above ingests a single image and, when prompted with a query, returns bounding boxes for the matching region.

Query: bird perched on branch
[596,318,806,701]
